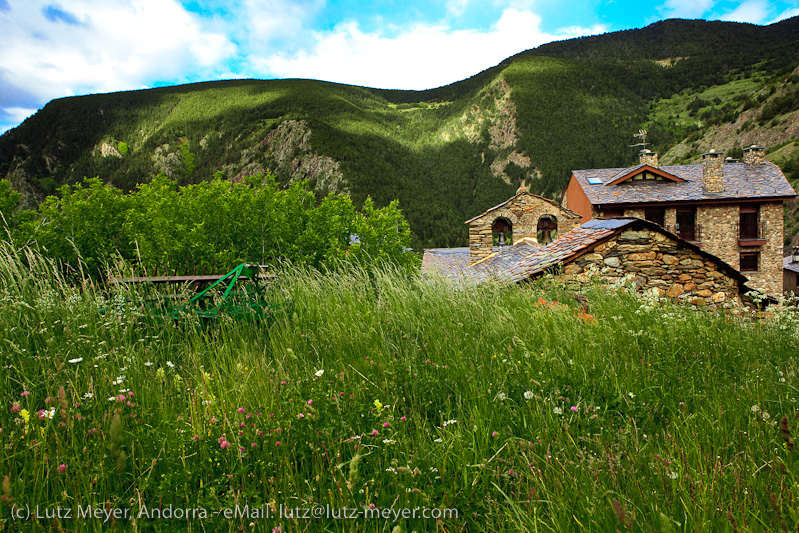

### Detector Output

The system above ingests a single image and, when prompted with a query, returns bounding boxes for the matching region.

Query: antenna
[629,129,649,150]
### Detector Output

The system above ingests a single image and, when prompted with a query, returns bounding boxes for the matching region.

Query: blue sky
[1,0,798,134]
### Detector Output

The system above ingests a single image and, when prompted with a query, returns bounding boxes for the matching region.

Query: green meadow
[1,245,799,531]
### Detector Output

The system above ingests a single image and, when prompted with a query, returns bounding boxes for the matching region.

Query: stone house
[467,218,748,307]
[562,146,797,296]
[465,185,582,264]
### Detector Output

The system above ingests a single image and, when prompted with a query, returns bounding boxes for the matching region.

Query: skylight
[587,177,603,185]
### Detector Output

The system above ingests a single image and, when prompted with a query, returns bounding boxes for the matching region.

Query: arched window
[537,215,558,245]
[492,217,513,247]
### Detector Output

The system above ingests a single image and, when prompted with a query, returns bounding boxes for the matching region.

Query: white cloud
[0,0,236,104]
[718,0,770,23]
[767,5,799,23]
[253,8,607,91]
[657,0,716,19]
[2,107,37,126]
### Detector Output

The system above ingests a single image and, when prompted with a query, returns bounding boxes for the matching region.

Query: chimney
[743,145,766,165]
[793,246,799,263]
[639,149,658,167]
[702,149,724,193]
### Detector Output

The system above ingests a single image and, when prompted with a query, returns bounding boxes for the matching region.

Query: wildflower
[166,361,174,368]
[570,406,578,413]
[19,409,29,423]
[371,430,379,437]
[145,362,153,367]
[83,393,94,399]
[492,431,497,437]
[667,471,678,479]
[553,407,563,415]
[20,391,30,397]
[523,391,534,400]
[237,407,246,414]
[220,440,230,449]
[315,369,324,377]
[11,404,21,413]
[400,416,407,421]
[156,368,165,379]
[434,438,443,442]
[628,392,635,399]
[297,413,305,419]
[383,422,390,428]
[383,439,395,444]
[193,435,199,441]
[496,392,508,401]
[57,464,67,474]
[374,400,383,410]
[442,419,457,427]
[307,400,313,405]
[751,405,760,413]
[68,357,83,364]
[44,408,55,419]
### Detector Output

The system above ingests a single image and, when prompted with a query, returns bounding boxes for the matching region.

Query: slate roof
[572,161,796,206]
[421,248,471,280]
[783,256,799,274]
[470,218,632,283]
[469,217,748,286]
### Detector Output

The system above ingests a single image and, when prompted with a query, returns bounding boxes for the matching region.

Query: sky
[1,0,798,134]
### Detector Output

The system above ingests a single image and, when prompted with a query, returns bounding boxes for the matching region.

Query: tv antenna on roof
[629,129,650,150]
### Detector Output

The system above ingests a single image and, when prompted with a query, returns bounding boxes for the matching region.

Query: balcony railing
[737,220,767,246]
[666,223,702,244]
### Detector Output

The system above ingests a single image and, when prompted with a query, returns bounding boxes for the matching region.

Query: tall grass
[1,247,798,531]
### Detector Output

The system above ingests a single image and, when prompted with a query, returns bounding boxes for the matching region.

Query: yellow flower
[20,409,30,424]
[373,399,383,410]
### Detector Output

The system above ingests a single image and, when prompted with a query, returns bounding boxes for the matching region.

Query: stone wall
[469,192,582,264]
[558,227,741,307]
[745,201,783,295]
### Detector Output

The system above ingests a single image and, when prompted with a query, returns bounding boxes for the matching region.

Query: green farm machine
[109,263,288,323]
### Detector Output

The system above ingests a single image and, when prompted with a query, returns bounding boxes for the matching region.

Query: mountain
[1,17,799,249]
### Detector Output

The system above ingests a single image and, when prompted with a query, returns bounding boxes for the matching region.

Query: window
[603,208,625,218]
[739,205,759,240]
[675,208,696,242]
[644,208,665,227]
[587,177,603,185]
[740,252,759,272]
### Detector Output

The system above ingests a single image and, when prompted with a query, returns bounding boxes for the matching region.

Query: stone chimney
[702,149,724,193]
[743,145,766,165]
[639,149,658,167]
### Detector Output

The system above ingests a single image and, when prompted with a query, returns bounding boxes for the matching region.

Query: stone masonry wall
[697,205,739,268]
[746,201,783,295]
[558,227,741,307]
[469,192,581,264]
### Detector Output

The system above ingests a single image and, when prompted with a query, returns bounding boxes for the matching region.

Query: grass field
[1,245,799,531]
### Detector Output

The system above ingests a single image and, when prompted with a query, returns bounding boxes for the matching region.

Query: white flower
[667,472,678,479]
[382,439,395,444]
[68,357,83,364]
[83,392,94,399]
[107,397,116,401]
[145,362,153,367]
[553,407,563,415]
[628,392,635,399]
[119,389,129,394]
[44,408,55,419]
[315,369,324,377]
[523,391,534,400]
[496,392,508,401]
[434,438,443,442]
[443,419,457,427]
[751,404,760,413]
[166,361,175,368]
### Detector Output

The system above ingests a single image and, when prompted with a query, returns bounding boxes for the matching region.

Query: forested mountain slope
[1,17,798,249]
